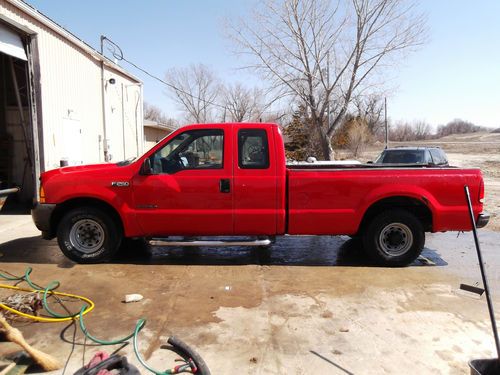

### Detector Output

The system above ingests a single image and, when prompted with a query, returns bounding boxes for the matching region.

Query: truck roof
[387,146,442,150]
[183,122,278,128]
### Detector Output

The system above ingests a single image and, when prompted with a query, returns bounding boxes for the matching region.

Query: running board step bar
[149,239,272,247]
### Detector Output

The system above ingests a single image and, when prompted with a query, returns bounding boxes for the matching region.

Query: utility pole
[326,51,330,131]
[384,97,388,149]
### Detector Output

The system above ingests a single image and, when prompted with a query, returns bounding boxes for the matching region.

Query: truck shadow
[0,235,76,268]
[0,235,447,268]
[116,236,448,267]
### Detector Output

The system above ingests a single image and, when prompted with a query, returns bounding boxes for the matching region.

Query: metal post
[464,185,500,360]
[327,51,330,131]
[384,97,388,149]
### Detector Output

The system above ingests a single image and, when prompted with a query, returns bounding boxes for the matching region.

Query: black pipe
[464,185,500,360]
[167,336,211,375]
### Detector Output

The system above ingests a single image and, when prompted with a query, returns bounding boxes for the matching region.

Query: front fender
[47,177,142,237]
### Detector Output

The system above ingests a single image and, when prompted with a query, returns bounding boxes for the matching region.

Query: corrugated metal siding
[0,0,143,170]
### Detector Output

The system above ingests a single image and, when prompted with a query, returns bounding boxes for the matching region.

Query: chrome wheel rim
[378,223,413,256]
[69,219,105,253]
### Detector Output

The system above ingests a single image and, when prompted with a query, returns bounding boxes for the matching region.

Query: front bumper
[31,203,56,239]
[476,212,490,229]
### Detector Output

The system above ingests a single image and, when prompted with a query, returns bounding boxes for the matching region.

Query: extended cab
[32,123,489,266]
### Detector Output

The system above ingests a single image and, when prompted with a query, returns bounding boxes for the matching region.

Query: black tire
[56,207,122,263]
[362,209,425,267]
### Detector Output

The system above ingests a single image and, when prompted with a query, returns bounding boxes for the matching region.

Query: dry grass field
[359,131,500,231]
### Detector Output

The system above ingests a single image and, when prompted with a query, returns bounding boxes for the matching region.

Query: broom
[0,314,61,372]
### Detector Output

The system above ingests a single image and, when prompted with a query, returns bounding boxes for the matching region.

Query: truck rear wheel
[57,207,122,263]
[362,209,424,267]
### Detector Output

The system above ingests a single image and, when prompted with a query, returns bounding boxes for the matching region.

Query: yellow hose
[0,283,95,322]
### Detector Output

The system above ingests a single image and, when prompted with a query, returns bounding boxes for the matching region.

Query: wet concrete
[0,215,499,374]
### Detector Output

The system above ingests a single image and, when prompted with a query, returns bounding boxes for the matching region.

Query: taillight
[479,179,484,204]
[39,185,46,203]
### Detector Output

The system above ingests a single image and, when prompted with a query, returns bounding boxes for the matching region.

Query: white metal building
[0,0,143,207]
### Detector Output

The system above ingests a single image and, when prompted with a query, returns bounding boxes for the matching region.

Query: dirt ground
[360,131,500,231]
[0,216,499,375]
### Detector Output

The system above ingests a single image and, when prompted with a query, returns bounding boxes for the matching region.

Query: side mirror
[140,158,153,175]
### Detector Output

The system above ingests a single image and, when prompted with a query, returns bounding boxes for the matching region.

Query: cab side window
[238,129,270,169]
[150,129,224,174]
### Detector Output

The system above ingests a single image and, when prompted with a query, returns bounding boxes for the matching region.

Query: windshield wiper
[116,157,137,166]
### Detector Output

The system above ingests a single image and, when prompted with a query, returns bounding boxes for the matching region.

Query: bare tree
[390,121,413,141]
[352,94,385,136]
[164,64,221,123]
[144,102,163,122]
[347,118,371,157]
[413,120,431,140]
[436,119,486,137]
[143,101,178,129]
[389,120,431,141]
[228,0,426,159]
[222,83,264,122]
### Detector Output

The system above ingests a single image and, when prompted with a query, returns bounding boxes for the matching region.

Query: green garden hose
[0,267,203,374]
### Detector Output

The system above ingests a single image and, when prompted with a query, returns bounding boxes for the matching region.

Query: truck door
[233,127,277,235]
[133,127,233,236]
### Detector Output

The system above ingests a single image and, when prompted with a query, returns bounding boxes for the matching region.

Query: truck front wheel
[57,207,122,263]
[362,209,424,267]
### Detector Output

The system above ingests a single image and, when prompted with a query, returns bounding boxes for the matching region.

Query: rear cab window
[238,129,270,169]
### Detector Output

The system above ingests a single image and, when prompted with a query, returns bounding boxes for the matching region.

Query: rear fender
[357,184,438,230]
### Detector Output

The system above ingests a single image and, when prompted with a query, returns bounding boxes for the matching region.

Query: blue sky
[26,0,500,128]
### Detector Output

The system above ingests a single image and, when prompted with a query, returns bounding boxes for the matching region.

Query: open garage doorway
[0,21,38,213]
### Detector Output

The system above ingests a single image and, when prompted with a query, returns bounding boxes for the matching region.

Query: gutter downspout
[100,35,108,162]
[138,83,143,156]
[121,82,125,159]
[134,84,142,156]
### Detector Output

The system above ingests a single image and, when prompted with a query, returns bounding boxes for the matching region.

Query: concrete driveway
[0,214,498,374]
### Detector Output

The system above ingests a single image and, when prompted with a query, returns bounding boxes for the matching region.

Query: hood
[41,163,125,182]
[59,163,121,173]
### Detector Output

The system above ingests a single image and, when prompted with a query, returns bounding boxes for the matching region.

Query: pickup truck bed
[287,167,483,235]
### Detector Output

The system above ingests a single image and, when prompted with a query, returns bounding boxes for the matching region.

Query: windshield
[379,150,425,164]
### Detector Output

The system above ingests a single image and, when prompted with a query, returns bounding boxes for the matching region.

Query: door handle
[219,179,230,193]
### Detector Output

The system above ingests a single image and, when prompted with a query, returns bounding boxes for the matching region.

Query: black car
[374,147,449,166]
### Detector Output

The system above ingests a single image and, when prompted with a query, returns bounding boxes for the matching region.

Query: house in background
[0,0,143,207]
[144,119,176,151]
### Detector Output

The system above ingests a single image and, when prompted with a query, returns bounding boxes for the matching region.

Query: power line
[101,36,284,120]
[102,36,228,111]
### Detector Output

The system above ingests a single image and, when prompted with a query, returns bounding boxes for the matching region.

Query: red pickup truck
[32,123,489,266]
